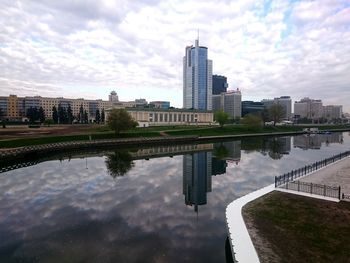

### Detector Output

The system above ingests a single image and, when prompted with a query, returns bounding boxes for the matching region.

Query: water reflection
[0,133,349,262]
[105,151,134,178]
[293,133,343,149]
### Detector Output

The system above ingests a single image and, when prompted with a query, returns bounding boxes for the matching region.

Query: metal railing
[275,150,350,187]
[279,181,341,199]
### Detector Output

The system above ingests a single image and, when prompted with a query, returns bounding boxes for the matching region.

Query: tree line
[25,104,105,124]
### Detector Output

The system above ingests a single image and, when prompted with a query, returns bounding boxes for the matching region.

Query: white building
[105,108,214,127]
[183,39,212,110]
[212,89,242,119]
[323,105,343,120]
[294,97,323,120]
[261,96,292,120]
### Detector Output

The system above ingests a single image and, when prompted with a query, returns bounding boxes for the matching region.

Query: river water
[0,132,349,263]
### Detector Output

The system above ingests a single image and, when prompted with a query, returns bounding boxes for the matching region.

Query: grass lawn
[242,191,350,263]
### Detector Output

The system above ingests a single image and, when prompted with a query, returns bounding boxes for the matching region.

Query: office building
[212,75,228,95]
[212,89,242,119]
[149,101,170,109]
[183,39,213,110]
[241,101,265,117]
[323,105,343,120]
[294,97,323,120]
[262,96,292,120]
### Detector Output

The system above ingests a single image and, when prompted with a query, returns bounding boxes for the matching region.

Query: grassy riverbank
[0,124,349,149]
[242,191,350,263]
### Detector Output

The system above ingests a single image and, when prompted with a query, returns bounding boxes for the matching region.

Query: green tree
[79,104,84,123]
[241,114,263,130]
[0,108,5,128]
[44,119,54,127]
[213,143,230,160]
[268,104,285,126]
[38,106,45,123]
[260,108,271,126]
[105,151,134,178]
[84,110,88,124]
[52,106,58,124]
[95,109,101,124]
[58,104,68,124]
[107,108,137,135]
[26,107,39,123]
[214,110,229,128]
[101,108,105,123]
[67,104,73,124]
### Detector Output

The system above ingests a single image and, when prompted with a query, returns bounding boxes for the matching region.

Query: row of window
[149,113,198,123]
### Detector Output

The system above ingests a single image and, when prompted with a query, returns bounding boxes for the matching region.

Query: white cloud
[0,0,349,111]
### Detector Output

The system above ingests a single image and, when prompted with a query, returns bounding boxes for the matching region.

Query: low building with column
[105,107,214,127]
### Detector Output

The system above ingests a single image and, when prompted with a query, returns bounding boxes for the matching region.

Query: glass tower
[183,39,212,110]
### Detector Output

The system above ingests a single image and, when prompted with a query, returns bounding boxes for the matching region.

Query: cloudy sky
[1,0,350,111]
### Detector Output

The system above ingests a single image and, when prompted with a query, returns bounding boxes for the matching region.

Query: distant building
[241,101,265,117]
[323,105,342,120]
[105,107,214,127]
[294,97,323,120]
[149,101,170,109]
[262,96,292,120]
[109,91,119,102]
[183,39,213,110]
[212,75,228,95]
[212,89,242,119]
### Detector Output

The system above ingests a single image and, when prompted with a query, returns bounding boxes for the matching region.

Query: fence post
[298,180,300,192]
[275,176,277,187]
[338,186,341,200]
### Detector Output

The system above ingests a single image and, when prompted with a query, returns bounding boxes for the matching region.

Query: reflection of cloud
[0,132,350,261]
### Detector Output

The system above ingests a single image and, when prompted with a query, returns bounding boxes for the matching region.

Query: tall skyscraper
[183,39,213,110]
[212,75,228,95]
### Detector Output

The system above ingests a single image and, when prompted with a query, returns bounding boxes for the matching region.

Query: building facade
[149,101,170,109]
[183,39,212,110]
[106,107,214,127]
[241,101,265,117]
[323,105,342,120]
[212,75,228,95]
[294,97,323,120]
[212,90,242,119]
[261,96,292,120]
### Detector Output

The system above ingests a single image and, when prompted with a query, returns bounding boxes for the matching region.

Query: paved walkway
[297,156,350,195]
[226,184,275,263]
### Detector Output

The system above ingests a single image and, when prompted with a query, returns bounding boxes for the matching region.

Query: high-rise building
[212,75,228,95]
[212,90,242,119]
[183,39,212,110]
[294,97,323,120]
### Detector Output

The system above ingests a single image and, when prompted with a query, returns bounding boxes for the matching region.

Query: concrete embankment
[0,136,197,161]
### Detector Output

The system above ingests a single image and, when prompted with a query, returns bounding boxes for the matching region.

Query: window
[164,114,168,122]
[191,114,194,122]
[169,113,172,122]
[149,113,153,122]
[160,113,163,122]
[154,113,158,122]
[187,114,190,122]
[178,114,181,121]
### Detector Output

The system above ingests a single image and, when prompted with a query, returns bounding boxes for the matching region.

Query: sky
[0,0,350,112]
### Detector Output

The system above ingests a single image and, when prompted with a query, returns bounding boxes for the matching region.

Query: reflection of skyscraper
[277,137,292,154]
[183,152,212,212]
